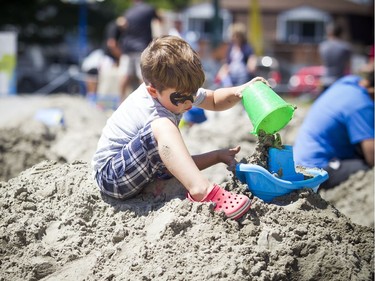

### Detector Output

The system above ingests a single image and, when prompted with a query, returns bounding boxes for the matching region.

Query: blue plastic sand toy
[236,145,328,202]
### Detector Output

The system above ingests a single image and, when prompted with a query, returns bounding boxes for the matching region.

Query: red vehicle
[288,65,324,98]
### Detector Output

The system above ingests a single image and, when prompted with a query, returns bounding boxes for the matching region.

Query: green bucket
[242,81,295,135]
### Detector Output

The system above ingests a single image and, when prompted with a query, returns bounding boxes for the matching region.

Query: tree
[0,0,194,47]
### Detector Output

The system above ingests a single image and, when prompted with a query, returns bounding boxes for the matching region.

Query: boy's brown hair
[140,35,205,95]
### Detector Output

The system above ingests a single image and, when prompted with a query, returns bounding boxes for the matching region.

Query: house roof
[221,0,374,16]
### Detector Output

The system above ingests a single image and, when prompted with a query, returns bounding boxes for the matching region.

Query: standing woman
[216,23,257,87]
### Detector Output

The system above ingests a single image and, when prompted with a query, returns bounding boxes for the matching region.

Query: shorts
[119,53,143,80]
[95,123,165,199]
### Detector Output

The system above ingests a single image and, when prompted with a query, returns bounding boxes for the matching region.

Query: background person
[81,16,127,108]
[95,16,128,109]
[360,44,374,73]
[168,16,184,38]
[293,71,374,189]
[215,23,257,87]
[104,16,127,67]
[319,22,352,92]
[118,0,162,102]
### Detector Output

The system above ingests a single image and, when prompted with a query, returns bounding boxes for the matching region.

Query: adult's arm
[247,54,258,75]
[361,138,374,167]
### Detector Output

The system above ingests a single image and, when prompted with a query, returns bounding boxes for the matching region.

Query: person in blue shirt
[293,71,374,189]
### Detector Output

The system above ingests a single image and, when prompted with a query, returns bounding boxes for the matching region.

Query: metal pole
[78,1,88,64]
[212,0,221,48]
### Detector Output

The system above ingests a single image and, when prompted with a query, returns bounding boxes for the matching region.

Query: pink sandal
[187,184,251,220]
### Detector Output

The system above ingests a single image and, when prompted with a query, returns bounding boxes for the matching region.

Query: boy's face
[148,86,196,114]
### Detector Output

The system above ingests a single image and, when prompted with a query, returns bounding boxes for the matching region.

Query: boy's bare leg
[151,117,212,201]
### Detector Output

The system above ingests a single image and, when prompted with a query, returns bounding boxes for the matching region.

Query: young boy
[92,35,267,220]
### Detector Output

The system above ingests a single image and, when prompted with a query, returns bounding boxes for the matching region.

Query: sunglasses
[170,91,196,106]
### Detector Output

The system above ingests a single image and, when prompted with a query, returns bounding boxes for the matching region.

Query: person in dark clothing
[105,16,127,65]
[118,0,162,102]
[319,22,352,92]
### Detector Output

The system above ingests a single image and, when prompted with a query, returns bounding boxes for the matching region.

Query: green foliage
[0,0,115,44]
[108,0,192,15]
[0,0,194,44]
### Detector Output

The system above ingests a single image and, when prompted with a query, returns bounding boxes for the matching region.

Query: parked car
[288,65,324,98]
[17,45,81,95]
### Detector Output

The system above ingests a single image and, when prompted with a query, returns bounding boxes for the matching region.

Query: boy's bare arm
[192,146,241,171]
[199,76,269,111]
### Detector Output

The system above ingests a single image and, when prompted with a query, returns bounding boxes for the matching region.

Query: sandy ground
[0,94,373,281]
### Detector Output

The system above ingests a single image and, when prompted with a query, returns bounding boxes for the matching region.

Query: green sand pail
[242,81,295,135]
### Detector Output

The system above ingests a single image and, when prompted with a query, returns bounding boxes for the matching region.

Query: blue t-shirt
[293,75,374,168]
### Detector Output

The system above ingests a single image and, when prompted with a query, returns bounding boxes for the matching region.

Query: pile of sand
[0,95,108,182]
[0,94,373,281]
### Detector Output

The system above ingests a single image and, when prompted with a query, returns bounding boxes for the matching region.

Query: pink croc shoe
[188,184,251,220]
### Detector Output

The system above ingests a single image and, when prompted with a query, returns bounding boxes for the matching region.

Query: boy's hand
[218,146,241,171]
[235,76,270,98]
